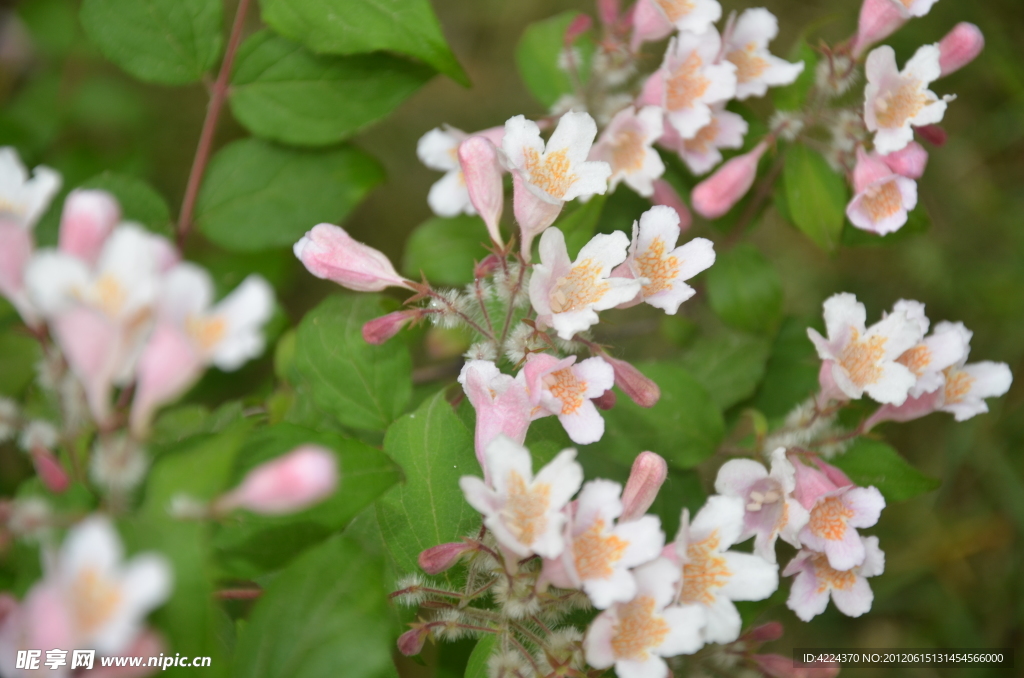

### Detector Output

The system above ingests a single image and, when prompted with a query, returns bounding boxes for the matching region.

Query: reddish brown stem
[216,588,262,600]
[176,0,252,247]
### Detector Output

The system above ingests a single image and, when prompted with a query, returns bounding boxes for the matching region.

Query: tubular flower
[722,9,805,100]
[663,496,779,644]
[807,293,923,405]
[520,353,615,445]
[458,360,533,478]
[416,125,504,218]
[459,436,583,559]
[864,44,953,155]
[784,536,885,621]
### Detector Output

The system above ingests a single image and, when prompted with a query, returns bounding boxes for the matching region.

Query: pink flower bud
[598,0,620,27]
[58,189,120,265]
[621,451,668,521]
[630,0,673,51]
[881,141,928,179]
[754,653,840,678]
[593,389,617,410]
[650,179,692,231]
[458,137,505,247]
[938,22,984,77]
[130,323,204,437]
[217,445,338,515]
[791,457,839,510]
[31,448,69,494]
[742,620,784,644]
[564,14,593,44]
[915,124,947,147]
[362,309,419,345]
[603,355,660,407]
[293,224,410,292]
[474,254,502,278]
[418,541,473,574]
[397,626,429,656]
[691,141,768,220]
[851,0,907,58]
[851,147,892,193]
[811,457,853,489]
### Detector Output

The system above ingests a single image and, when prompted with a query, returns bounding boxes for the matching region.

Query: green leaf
[465,635,497,678]
[0,332,42,397]
[841,204,932,246]
[559,193,607,259]
[232,536,394,678]
[593,363,724,469]
[294,294,412,431]
[259,0,468,86]
[706,244,783,335]
[80,172,173,236]
[783,144,848,252]
[79,0,223,85]
[752,317,822,419]
[679,333,771,410]
[831,439,941,502]
[515,11,594,109]
[213,423,401,577]
[401,215,491,286]
[772,41,817,111]
[230,31,433,147]
[376,392,480,583]
[18,0,77,59]
[195,139,384,251]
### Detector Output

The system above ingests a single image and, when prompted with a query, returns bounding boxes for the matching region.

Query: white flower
[845,148,918,235]
[417,125,505,218]
[864,44,953,155]
[890,0,940,19]
[529,227,641,340]
[664,496,779,644]
[0,147,61,230]
[17,420,59,453]
[807,293,924,405]
[641,30,737,139]
[722,9,805,100]
[888,301,969,396]
[588,106,665,197]
[660,106,748,176]
[784,536,885,621]
[939,327,1013,421]
[460,436,583,559]
[649,0,722,35]
[584,558,706,678]
[615,206,715,315]
[520,353,615,445]
[714,448,809,563]
[798,485,885,571]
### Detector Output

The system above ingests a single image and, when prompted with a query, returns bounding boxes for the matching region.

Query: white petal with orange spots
[784,535,885,621]
[722,8,805,100]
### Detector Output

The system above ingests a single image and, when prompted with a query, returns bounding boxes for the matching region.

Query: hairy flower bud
[851,0,907,58]
[620,451,668,521]
[691,141,768,219]
[915,124,947,147]
[418,541,473,574]
[458,136,505,246]
[938,22,984,78]
[397,626,429,657]
[362,309,420,345]
[881,141,928,179]
[593,389,617,410]
[604,355,661,407]
[742,620,785,644]
[293,224,410,292]
[217,446,338,515]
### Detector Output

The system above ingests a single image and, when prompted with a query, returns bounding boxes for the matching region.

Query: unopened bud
[851,0,907,58]
[597,0,620,27]
[791,457,840,510]
[630,0,673,51]
[564,14,593,44]
[31,448,69,494]
[938,22,984,77]
[58,189,120,265]
[293,224,410,292]
[915,124,947,147]
[881,141,928,179]
[397,626,429,656]
[604,355,660,407]
[621,451,668,521]
[593,389,617,410]
[458,137,505,247]
[362,309,419,345]
[754,653,839,678]
[650,179,692,231]
[474,254,502,279]
[742,621,784,644]
[418,541,473,574]
[691,141,768,219]
[217,445,338,515]
[812,457,853,490]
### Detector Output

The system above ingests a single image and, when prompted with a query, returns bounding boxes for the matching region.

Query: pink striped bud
[397,626,429,656]
[881,141,928,179]
[593,389,617,410]
[604,355,660,407]
[754,653,839,678]
[458,137,505,247]
[650,179,692,231]
[915,124,947,147]
[620,451,668,521]
[58,189,120,265]
[294,224,410,292]
[31,448,69,494]
[938,22,984,77]
[598,0,620,27]
[691,141,768,220]
[742,620,784,644]
[851,0,907,58]
[362,309,420,345]
[217,445,338,515]
[564,14,593,44]
[418,541,473,574]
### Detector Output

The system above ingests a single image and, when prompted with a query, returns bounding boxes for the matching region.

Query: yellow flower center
[726,44,769,84]
[942,367,975,404]
[808,496,854,542]
[611,596,671,661]
[502,470,551,546]
[186,314,227,351]
[71,566,123,635]
[682,119,720,155]
[810,553,857,593]
[896,344,931,376]
[610,128,647,175]
[874,81,928,129]
[860,180,904,222]
[838,328,888,388]
[654,0,696,23]
[666,52,710,111]
[634,237,681,297]
[680,530,732,606]
[543,367,588,415]
[573,518,628,581]
[523,147,576,199]
[549,258,610,314]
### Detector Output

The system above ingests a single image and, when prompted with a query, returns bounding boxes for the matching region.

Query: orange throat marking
[611,596,671,661]
[634,237,681,296]
[573,518,629,581]
[811,552,857,593]
[502,471,551,546]
[549,258,610,314]
[680,530,731,606]
[71,567,123,635]
[838,328,888,388]
[808,496,854,542]
[666,53,711,111]
[523,147,576,199]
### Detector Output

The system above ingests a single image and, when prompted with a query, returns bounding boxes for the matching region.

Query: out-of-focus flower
[294,223,411,291]
[458,360,533,477]
[807,293,923,404]
[460,437,582,559]
[520,353,615,445]
[529,227,640,340]
[880,141,928,179]
[646,0,722,37]
[938,23,984,78]
[417,125,504,218]
[864,44,952,155]
[851,0,908,58]
[889,0,939,19]
[722,9,805,100]
[784,535,885,621]
[640,31,737,139]
[660,107,748,176]
[588,106,665,197]
[691,141,768,219]
[58,190,120,266]
[614,205,715,314]
[888,301,968,397]
[845,147,918,235]
[216,445,338,515]
[939,352,1013,422]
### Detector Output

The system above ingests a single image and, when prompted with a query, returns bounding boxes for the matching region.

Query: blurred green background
[1,0,1022,675]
